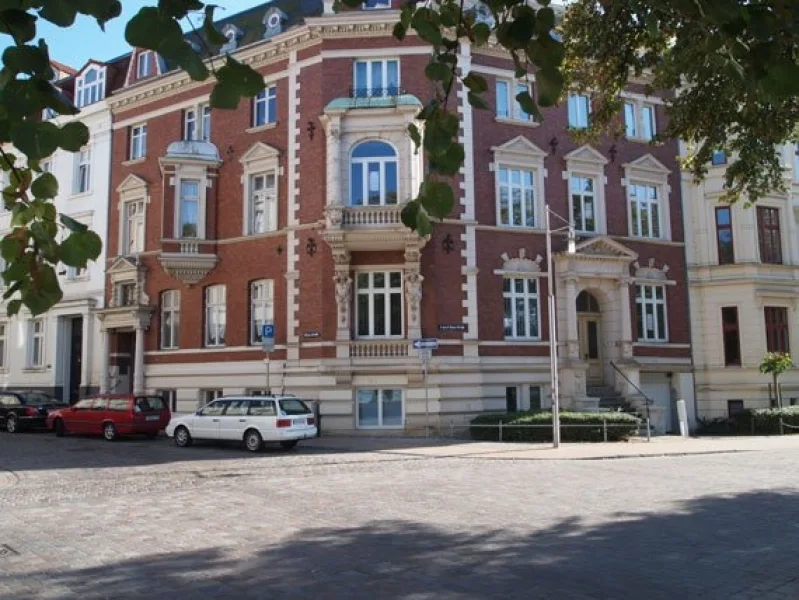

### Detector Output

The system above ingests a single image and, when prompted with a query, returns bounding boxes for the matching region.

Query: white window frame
[496,165,537,228]
[252,86,277,127]
[205,285,226,347]
[161,290,180,350]
[636,284,668,342]
[40,158,52,173]
[0,321,7,370]
[177,178,201,239]
[246,172,278,234]
[240,142,281,236]
[622,154,671,240]
[568,93,590,129]
[624,100,656,141]
[350,141,399,207]
[122,198,145,255]
[250,279,274,345]
[75,66,106,108]
[129,124,147,160]
[569,174,598,233]
[74,147,91,194]
[353,59,400,97]
[495,78,533,122]
[503,277,541,340]
[355,271,404,339]
[184,103,211,141]
[356,389,404,429]
[492,137,547,230]
[27,318,45,369]
[137,51,152,78]
[362,0,391,9]
[628,181,662,239]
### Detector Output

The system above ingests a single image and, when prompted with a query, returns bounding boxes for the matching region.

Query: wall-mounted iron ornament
[442,233,455,254]
[609,144,618,163]
[307,121,316,140]
[306,237,317,257]
[549,136,559,154]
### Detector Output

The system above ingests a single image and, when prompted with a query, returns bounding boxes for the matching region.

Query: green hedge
[698,407,799,436]
[469,411,641,443]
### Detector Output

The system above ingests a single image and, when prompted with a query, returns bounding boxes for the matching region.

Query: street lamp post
[545,204,575,449]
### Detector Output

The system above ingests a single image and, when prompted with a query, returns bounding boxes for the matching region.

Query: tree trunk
[774,373,783,408]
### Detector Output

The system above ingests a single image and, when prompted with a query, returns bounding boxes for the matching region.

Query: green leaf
[203,4,228,46]
[59,121,90,152]
[535,6,556,34]
[210,55,265,109]
[392,22,406,41]
[467,91,490,110]
[60,214,88,233]
[536,67,563,107]
[423,180,455,219]
[76,0,122,29]
[0,236,23,262]
[425,61,452,83]
[3,45,50,75]
[473,23,491,46]
[59,235,87,267]
[408,123,422,149]
[38,0,79,27]
[31,172,58,199]
[411,8,443,46]
[401,200,420,229]
[0,9,36,44]
[516,90,538,118]
[430,142,465,176]
[10,121,60,162]
[158,0,204,19]
[415,209,432,237]
[463,73,487,93]
[23,263,62,315]
[6,298,22,317]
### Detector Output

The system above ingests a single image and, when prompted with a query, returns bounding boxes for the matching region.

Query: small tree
[759,352,794,408]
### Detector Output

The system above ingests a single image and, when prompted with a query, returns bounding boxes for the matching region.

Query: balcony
[349,340,410,359]
[158,239,218,285]
[325,203,412,251]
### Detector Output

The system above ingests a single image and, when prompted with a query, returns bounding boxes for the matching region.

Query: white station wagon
[166,395,317,452]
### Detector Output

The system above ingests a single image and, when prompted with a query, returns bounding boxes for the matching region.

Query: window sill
[23,367,47,373]
[160,346,179,351]
[356,425,405,430]
[64,276,90,284]
[625,136,655,144]
[246,122,278,134]
[634,340,670,345]
[122,157,146,166]
[204,345,227,349]
[494,117,539,128]
[70,191,93,200]
[504,338,543,344]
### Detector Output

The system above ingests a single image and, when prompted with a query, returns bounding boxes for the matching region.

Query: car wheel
[54,418,65,437]
[103,422,117,441]
[174,426,192,448]
[5,414,18,434]
[280,440,298,450]
[243,429,263,453]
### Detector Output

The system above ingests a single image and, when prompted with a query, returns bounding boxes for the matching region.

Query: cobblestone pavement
[0,433,797,599]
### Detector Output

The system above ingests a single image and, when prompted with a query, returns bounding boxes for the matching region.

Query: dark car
[0,391,65,433]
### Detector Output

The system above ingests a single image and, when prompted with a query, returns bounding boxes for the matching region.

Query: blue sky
[37,2,262,68]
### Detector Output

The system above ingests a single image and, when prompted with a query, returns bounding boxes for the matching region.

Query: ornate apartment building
[683,144,799,420]
[90,0,696,433]
[0,57,128,401]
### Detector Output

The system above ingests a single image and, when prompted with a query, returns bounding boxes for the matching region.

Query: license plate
[293,418,305,426]
[146,415,159,421]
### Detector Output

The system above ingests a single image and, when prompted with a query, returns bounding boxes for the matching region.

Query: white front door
[578,315,603,384]
[217,400,250,441]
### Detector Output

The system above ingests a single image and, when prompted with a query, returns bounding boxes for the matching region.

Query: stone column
[404,244,424,340]
[565,277,579,359]
[320,113,342,208]
[99,329,110,394]
[133,325,145,394]
[332,248,351,358]
[618,278,634,359]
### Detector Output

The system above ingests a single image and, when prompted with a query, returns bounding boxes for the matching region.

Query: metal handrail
[609,360,654,440]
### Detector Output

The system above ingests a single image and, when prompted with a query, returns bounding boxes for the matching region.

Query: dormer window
[75,66,106,108]
[137,52,153,79]
[220,24,243,53]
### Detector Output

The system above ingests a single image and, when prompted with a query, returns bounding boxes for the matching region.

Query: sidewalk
[303,434,799,460]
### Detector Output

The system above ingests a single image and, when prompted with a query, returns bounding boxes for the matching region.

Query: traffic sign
[412,338,439,350]
[262,323,275,352]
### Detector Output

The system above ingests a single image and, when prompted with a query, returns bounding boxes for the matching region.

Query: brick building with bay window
[98,0,695,433]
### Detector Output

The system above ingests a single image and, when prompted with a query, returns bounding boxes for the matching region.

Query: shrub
[469,411,641,443]
[697,407,799,436]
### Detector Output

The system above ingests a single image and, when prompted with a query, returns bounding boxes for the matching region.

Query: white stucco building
[0,60,115,402]
[683,144,799,420]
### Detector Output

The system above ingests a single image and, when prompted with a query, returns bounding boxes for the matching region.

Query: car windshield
[279,398,312,415]
[22,392,56,405]
[135,396,166,412]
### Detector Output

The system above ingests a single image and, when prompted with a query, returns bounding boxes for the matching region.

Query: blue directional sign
[262,323,275,352]
[412,338,439,350]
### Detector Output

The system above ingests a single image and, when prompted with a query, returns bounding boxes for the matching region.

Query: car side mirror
[195,410,202,416]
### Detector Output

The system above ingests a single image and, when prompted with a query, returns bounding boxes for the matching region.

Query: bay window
[350,141,398,206]
[353,59,399,97]
[178,180,200,238]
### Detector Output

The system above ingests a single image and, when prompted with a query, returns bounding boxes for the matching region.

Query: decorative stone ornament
[263,8,288,39]
[220,24,243,53]
[633,258,670,280]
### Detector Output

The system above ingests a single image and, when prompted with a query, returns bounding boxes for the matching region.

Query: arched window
[350,141,398,206]
[76,66,106,108]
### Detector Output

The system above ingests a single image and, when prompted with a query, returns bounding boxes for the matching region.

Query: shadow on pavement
[2,490,797,599]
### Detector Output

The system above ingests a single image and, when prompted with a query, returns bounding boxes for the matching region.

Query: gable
[116,174,148,194]
[575,236,638,260]
[623,153,670,175]
[491,135,547,159]
[564,144,608,165]
[240,142,281,165]
[107,256,138,274]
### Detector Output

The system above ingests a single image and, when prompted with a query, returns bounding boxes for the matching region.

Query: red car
[47,394,171,441]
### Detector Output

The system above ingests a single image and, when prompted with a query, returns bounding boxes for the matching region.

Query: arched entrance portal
[576,291,602,384]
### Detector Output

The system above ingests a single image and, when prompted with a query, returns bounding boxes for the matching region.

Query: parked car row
[1,392,317,452]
